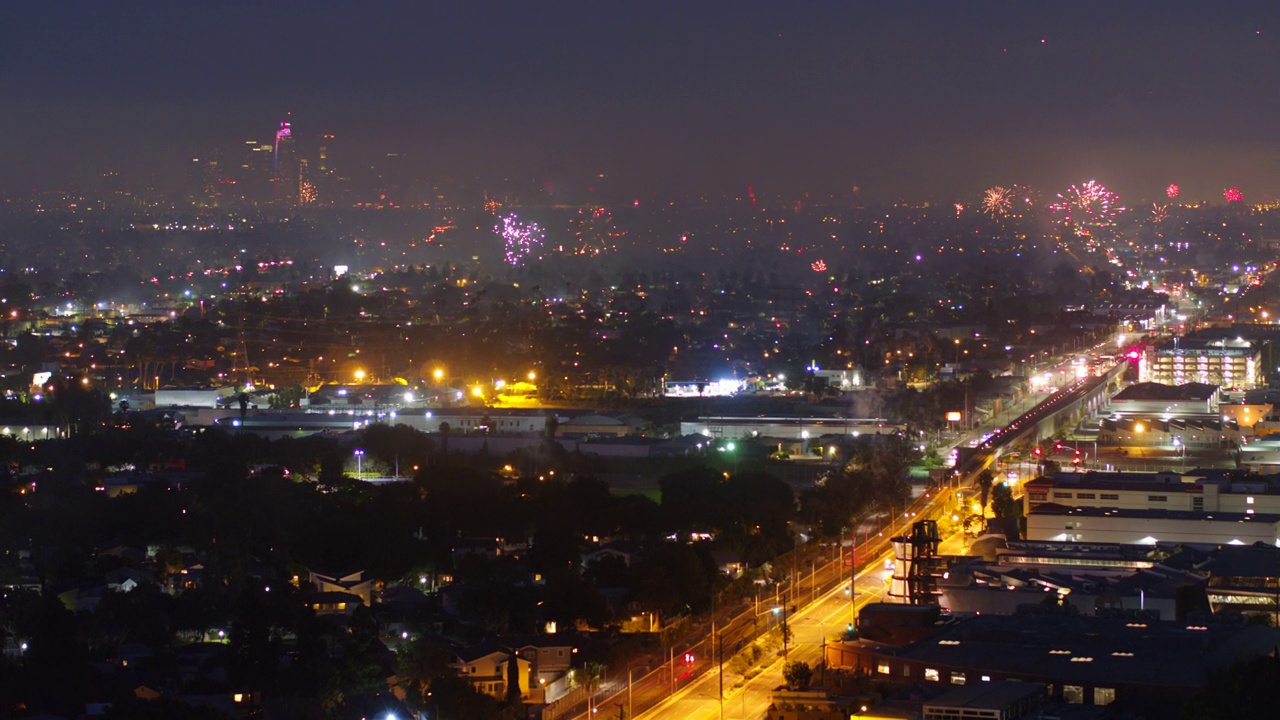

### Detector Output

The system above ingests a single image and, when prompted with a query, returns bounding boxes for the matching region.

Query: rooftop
[1154,337,1257,357]
[1030,504,1280,524]
[1026,469,1280,496]
[1113,382,1219,402]
[882,610,1280,690]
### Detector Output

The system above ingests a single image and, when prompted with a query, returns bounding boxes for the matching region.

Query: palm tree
[974,469,996,511]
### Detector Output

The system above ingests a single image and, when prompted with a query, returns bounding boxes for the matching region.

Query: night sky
[5,0,1280,201]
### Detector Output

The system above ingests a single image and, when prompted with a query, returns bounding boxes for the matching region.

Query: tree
[973,469,995,511]
[505,649,521,703]
[1181,655,1280,720]
[783,660,813,689]
[103,696,236,719]
[268,383,305,409]
[228,582,277,690]
[659,465,722,532]
[991,482,1018,520]
[337,606,390,696]
[800,467,875,537]
[630,544,712,616]
[360,423,433,476]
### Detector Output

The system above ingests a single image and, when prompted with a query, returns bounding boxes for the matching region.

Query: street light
[354,449,364,479]
[354,369,366,383]
[433,368,444,382]
[627,663,645,719]
[773,605,790,660]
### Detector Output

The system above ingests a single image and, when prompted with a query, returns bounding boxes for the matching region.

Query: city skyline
[6,1,1280,201]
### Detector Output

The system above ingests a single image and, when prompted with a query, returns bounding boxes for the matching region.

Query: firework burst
[572,206,623,255]
[982,186,1014,217]
[496,213,544,266]
[1166,183,1180,199]
[1224,186,1244,203]
[1151,203,1169,224]
[1050,180,1125,236]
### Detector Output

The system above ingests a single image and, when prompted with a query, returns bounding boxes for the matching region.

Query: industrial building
[827,608,1280,714]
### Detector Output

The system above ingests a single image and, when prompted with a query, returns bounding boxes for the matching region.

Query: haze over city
[7,1,1280,200]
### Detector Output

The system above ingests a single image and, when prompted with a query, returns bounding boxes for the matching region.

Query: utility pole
[711,593,722,720]
[849,543,857,635]
[717,618,723,720]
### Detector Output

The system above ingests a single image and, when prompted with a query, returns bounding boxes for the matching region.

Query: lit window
[950,671,966,685]
[1247,496,1255,505]
[1094,687,1116,705]
[1063,685,1085,704]
[877,663,890,675]
[924,668,940,682]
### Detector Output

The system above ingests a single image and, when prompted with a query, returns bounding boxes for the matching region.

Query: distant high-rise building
[315,133,338,206]
[318,135,332,176]
[247,141,274,204]
[273,121,298,206]
[313,133,353,206]
[194,140,273,208]
[195,151,222,207]
[298,158,316,205]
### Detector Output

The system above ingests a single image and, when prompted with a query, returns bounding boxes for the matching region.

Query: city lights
[4,6,1276,715]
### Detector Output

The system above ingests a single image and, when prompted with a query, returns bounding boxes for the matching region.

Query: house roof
[455,640,512,663]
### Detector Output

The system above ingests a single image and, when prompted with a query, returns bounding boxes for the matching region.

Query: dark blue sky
[5,0,1280,201]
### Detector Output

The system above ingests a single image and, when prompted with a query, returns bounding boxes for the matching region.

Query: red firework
[1224,186,1244,203]
[1166,183,1180,199]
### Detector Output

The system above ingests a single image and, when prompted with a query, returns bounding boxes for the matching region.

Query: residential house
[452,641,531,700]
[308,569,373,606]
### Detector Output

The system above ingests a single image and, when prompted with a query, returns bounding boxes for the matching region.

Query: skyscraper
[298,158,316,205]
[273,120,298,206]
[315,133,348,206]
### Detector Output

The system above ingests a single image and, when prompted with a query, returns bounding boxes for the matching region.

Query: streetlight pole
[773,603,790,661]
[354,449,364,479]
[627,665,637,719]
[848,540,857,635]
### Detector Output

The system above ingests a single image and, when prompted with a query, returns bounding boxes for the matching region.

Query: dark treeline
[0,420,919,718]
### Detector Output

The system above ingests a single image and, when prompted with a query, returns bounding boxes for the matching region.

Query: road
[576,362,1118,720]
[628,383,1076,720]
[635,547,896,720]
